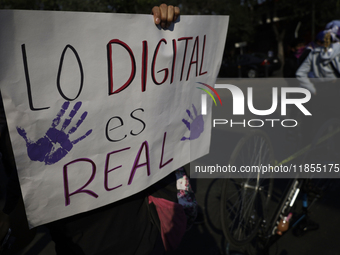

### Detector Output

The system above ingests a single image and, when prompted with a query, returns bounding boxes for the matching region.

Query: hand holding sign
[17,101,92,165]
[152,3,180,29]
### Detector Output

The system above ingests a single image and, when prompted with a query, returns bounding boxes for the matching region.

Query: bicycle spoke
[221,130,274,246]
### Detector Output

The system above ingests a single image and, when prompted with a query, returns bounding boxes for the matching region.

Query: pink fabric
[148,195,187,251]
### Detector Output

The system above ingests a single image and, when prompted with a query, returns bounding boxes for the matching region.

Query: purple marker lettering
[128,141,150,185]
[159,132,173,169]
[63,158,98,206]
[104,147,130,191]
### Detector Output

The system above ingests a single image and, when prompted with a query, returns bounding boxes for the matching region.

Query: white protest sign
[0,10,228,228]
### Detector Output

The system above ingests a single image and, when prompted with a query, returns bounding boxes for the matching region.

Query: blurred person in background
[296,21,340,95]
[296,21,340,144]
[283,37,307,78]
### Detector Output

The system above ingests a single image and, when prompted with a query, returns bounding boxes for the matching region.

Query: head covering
[316,30,326,42]
[324,20,340,42]
[325,20,340,30]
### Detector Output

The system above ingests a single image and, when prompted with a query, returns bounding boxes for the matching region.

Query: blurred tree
[106,0,162,13]
[0,0,40,9]
[0,0,256,53]
[0,0,163,13]
[178,0,259,53]
[2,0,340,71]
[261,0,340,72]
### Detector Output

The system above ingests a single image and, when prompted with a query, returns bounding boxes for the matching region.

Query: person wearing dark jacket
[0,4,184,255]
[283,38,307,78]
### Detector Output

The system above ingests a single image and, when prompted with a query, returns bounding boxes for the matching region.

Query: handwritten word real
[63,132,173,206]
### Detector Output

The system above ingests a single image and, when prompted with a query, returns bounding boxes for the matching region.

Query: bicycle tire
[220,130,274,246]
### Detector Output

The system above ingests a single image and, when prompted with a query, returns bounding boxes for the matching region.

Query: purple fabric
[294,47,306,59]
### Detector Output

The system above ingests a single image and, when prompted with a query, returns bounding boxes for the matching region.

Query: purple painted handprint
[181,104,204,141]
[17,101,92,165]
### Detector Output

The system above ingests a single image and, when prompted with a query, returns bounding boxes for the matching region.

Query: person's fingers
[152,4,180,28]
[152,6,161,25]
[174,6,180,22]
[159,3,168,28]
[166,5,174,28]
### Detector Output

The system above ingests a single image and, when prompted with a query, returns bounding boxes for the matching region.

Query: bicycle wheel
[221,130,274,246]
